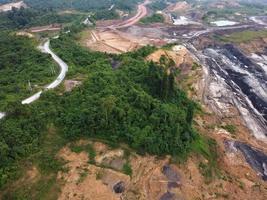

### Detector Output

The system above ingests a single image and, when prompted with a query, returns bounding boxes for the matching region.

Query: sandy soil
[83,29,148,54]
[16,31,34,38]
[82,24,168,54]
[57,146,129,200]
[57,141,179,200]
[146,45,194,68]
[55,136,267,200]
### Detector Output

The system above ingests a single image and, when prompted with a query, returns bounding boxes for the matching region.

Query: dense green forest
[50,34,198,155]
[24,0,141,11]
[0,7,87,30]
[0,31,206,191]
[0,0,142,30]
[0,32,58,110]
[148,0,169,11]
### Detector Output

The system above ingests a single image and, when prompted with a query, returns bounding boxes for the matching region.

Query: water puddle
[210,20,238,27]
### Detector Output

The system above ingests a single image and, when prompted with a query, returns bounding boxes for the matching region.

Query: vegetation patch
[148,0,168,11]
[140,13,164,24]
[192,137,219,184]
[221,124,237,135]
[50,34,198,157]
[1,124,67,199]
[122,162,132,176]
[217,30,267,43]
[69,143,96,164]
[0,32,58,110]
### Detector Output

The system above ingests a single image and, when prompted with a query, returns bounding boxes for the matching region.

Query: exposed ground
[16,31,34,38]
[83,29,145,54]
[165,1,190,13]
[146,45,193,68]
[80,0,169,54]
[50,137,267,200]
[238,37,267,54]
[64,80,82,92]
[0,1,26,12]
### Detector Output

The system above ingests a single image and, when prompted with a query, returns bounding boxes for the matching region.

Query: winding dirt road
[110,0,150,29]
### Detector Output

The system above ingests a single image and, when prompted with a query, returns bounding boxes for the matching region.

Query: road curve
[0,38,68,119]
[110,0,150,29]
[44,40,68,89]
[22,39,68,105]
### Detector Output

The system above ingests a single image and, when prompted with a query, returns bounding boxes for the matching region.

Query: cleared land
[0,1,26,12]
[29,24,62,33]
[83,29,146,54]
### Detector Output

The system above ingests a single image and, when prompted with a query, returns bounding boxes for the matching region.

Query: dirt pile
[146,45,194,69]
[166,1,190,13]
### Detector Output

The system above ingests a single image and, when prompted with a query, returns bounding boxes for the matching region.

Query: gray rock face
[225,140,267,181]
[204,46,267,137]
[162,165,181,189]
[160,191,182,200]
[160,192,176,200]
[113,181,125,193]
[187,42,267,142]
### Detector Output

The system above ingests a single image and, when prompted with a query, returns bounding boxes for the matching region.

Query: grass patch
[1,124,67,199]
[122,162,132,176]
[96,169,104,180]
[192,137,219,184]
[217,30,267,43]
[192,62,201,70]
[140,13,164,24]
[221,124,237,135]
[69,143,96,164]
[77,170,88,184]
